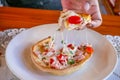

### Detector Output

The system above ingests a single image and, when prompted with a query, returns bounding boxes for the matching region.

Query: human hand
[61,0,102,29]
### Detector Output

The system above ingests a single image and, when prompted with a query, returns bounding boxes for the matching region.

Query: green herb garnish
[68,59,75,65]
[61,40,64,44]
[69,50,73,54]
[61,40,66,44]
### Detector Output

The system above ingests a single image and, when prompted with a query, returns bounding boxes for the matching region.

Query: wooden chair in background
[102,0,120,15]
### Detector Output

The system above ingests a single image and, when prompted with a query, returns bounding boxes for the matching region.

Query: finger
[61,0,70,9]
[87,0,102,28]
[86,23,94,28]
[89,20,102,28]
[61,0,78,10]
[84,2,90,12]
[61,0,85,11]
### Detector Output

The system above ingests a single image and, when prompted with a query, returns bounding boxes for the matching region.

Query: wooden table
[0,7,120,35]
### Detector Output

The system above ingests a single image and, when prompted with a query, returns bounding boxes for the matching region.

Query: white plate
[5,24,118,80]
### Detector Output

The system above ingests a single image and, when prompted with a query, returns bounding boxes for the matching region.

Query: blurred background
[0,0,120,15]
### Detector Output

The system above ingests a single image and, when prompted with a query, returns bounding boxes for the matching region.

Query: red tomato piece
[86,46,94,53]
[67,44,74,49]
[68,16,82,24]
[57,54,68,61]
[57,53,63,60]
[50,58,54,64]
[57,54,68,64]
[59,60,65,65]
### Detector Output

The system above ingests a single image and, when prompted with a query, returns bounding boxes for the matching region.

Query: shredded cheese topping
[33,36,93,69]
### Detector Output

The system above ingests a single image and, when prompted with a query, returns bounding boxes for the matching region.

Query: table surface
[0,7,120,35]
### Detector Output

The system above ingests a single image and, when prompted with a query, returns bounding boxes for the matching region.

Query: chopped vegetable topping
[85,46,94,53]
[50,58,54,64]
[61,40,66,44]
[67,44,74,49]
[61,40,64,44]
[33,36,93,69]
[69,50,73,54]
[68,59,75,65]
[68,16,82,24]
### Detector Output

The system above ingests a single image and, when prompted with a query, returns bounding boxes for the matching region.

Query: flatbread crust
[31,37,93,75]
